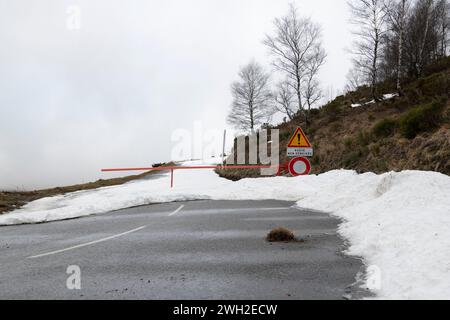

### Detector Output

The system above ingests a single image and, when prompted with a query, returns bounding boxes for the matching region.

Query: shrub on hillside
[356,131,372,145]
[423,56,450,76]
[373,118,398,137]
[377,78,397,95]
[343,137,353,149]
[309,108,320,116]
[322,100,342,120]
[417,73,449,97]
[399,100,446,139]
[443,105,450,124]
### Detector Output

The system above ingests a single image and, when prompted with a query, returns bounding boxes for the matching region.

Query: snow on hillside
[0,159,449,299]
[351,93,399,108]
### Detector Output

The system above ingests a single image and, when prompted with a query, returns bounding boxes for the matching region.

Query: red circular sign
[288,157,311,176]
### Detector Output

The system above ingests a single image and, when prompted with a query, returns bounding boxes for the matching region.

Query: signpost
[286,127,313,176]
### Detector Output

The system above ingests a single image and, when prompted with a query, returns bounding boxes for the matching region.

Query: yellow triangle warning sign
[287,128,312,148]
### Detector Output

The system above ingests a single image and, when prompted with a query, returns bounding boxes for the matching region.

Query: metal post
[170,169,174,188]
[222,129,227,166]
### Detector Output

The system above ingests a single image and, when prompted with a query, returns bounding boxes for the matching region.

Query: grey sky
[0,0,352,190]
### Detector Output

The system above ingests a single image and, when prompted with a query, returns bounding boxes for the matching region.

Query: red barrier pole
[101,165,276,172]
[102,165,280,189]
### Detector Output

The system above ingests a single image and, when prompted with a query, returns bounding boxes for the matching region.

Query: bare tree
[302,46,326,111]
[227,61,273,132]
[385,0,411,94]
[345,66,366,92]
[418,0,434,73]
[274,80,296,120]
[435,0,449,57]
[403,0,443,76]
[380,0,448,82]
[264,3,325,124]
[349,0,389,101]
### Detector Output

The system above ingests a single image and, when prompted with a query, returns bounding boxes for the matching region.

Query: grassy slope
[0,163,175,215]
[217,57,450,180]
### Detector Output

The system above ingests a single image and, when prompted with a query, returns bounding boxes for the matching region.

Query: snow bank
[1,159,449,299]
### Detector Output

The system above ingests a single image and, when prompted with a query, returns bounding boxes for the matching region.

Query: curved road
[0,200,365,299]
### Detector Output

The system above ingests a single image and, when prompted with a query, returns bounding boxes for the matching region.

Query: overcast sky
[0,0,353,190]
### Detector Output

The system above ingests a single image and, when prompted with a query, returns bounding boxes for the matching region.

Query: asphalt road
[0,200,366,300]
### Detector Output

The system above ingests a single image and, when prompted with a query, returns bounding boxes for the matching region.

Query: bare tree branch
[274,79,296,120]
[264,3,326,124]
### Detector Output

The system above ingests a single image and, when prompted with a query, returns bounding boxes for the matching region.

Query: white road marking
[28,225,147,259]
[253,207,292,211]
[27,204,289,259]
[168,204,185,217]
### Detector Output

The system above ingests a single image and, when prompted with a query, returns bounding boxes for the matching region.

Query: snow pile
[1,159,449,299]
[296,170,450,300]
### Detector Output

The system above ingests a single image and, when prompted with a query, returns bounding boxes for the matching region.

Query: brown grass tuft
[266,227,298,243]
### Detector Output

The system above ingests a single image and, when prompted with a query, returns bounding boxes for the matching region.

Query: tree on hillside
[264,3,326,124]
[381,0,448,84]
[349,0,388,101]
[227,61,273,132]
[417,0,435,73]
[402,0,449,76]
[302,45,326,111]
[274,80,296,120]
[435,0,449,57]
[384,0,411,94]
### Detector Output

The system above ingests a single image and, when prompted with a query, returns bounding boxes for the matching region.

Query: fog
[0,0,352,190]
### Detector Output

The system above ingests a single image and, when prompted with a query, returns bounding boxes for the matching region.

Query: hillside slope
[218,57,450,180]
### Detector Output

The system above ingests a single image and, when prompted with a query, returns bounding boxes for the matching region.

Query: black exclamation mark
[297,133,301,145]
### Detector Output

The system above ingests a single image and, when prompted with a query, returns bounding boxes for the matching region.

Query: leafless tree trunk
[418,0,434,74]
[396,0,407,94]
[274,80,296,120]
[349,0,388,101]
[435,0,449,57]
[264,3,325,124]
[385,0,410,94]
[227,61,273,132]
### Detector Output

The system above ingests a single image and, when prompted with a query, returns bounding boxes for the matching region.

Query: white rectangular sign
[287,148,313,157]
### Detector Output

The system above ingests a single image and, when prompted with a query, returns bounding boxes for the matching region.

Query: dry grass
[266,227,298,243]
[0,162,175,215]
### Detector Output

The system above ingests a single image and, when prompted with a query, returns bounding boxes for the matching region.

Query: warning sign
[287,127,313,157]
[287,128,312,148]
